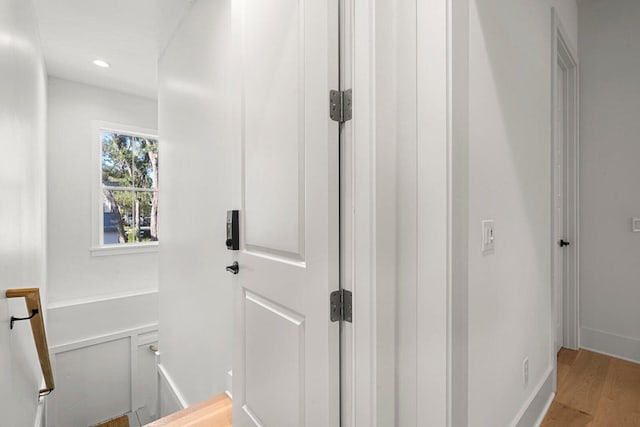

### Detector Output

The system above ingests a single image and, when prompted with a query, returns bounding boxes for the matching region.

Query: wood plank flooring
[541,348,640,427]
[95,415,130,427]
[144,393,232,427]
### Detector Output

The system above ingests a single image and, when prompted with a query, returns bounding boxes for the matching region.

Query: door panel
[243,0,305,259]
[244,292,304,426]
[233,0,340,424]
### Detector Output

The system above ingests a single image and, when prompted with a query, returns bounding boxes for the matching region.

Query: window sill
[90,242,159,257]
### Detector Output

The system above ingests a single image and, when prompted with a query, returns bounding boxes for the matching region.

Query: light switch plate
[482,220,495,254]
[633,218,640,232]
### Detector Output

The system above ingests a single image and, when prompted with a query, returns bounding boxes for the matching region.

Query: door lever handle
[559,239,571,247]
[226,261,239,275]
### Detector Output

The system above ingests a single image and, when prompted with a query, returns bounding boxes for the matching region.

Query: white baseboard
[580,327,640,364]
[34,379,46,427]
[510,367,554,427]
[225,370,232,400]
[158,363,188,415]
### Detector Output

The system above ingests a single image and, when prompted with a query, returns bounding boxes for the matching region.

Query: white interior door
[553,62,566,353]
[231,0,340,425]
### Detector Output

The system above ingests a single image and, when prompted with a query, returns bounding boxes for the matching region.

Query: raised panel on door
[242,0,306,260]
[244,292,305,426]
[233,0,339,424]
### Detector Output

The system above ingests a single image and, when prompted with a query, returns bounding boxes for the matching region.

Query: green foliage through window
[101,131,158,245]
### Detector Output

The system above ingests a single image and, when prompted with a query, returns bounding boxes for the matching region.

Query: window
[92,122,158,254]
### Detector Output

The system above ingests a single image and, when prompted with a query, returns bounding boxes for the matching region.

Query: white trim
[338,0,355,421]
[580,327,640,364]
[91,120,159,254]
[48,324,159,424]
[94,121,158,140]
[131,331,139,411]
[49,323,158,354]
[225,370,233,400]
[34,378,46,427]
[449,0,470,425]
[417,0,450,425]
[47,289,158,310]
[157,363,189,409]
[550,9,580,373]
[90,242,159,257]
[509,366,554,427]
[533,393,556,427]
[351,0,376,425]
[348,0,454,425]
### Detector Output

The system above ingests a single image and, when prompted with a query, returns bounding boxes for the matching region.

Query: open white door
[231,0,340,425]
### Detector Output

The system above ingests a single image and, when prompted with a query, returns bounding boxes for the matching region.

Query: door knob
[559,240,571,247]
[226,261,239,275]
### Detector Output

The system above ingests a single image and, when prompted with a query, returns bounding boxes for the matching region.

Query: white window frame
[91,120,160,256]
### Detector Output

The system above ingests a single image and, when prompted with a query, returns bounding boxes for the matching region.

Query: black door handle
[559,240,571,247]
[226,261,239,275]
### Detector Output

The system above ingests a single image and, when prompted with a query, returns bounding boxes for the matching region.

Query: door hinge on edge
[330,89,352,123]
[330,289,352,323]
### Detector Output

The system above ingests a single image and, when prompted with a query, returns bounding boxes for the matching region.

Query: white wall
[0,0,48,425]
[579,0,640,362]
[466,1,577,426]
[157,0,233,409]
[47,77,158,303]
[391,1,577,426]
[45,77,160,425]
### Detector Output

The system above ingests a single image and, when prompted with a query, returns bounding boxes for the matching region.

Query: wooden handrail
[6,288,55,395]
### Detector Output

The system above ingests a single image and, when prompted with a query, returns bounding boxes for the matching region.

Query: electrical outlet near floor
[522,357,529,387]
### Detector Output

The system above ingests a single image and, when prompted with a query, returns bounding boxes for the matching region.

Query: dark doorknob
[559,240,571,247]
[226,261,239,275]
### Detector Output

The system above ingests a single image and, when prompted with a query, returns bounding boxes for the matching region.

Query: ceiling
[34,0,192,99]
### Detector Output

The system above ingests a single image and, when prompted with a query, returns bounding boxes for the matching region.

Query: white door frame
[347,0,455,426]
[550,7,580,359]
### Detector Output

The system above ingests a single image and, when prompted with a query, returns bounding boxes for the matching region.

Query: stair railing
[6,288,55,396]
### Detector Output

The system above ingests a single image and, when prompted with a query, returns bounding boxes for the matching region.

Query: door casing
[550,6,580,375]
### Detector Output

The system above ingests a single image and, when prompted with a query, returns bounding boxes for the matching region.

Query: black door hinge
[330,89,353,123]
[330,289,352,323]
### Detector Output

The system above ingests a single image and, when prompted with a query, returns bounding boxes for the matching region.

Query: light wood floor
[541,348,640,426]
[96,415,130,427]
[144,393,232,427]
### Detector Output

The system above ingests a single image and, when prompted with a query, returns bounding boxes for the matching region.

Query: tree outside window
[101,130,158,245]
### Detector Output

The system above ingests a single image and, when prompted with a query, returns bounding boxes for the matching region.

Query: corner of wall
[157,363,188,417]
[512,367,554,427]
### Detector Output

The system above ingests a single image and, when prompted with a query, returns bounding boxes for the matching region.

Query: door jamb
[348,0,455,426]
[550,7,580,360]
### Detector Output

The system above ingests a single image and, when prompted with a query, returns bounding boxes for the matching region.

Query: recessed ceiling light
[93,59,110,68]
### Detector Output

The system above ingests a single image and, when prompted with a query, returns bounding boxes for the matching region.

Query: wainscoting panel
[46,291,159,427]
[48,337,131,427]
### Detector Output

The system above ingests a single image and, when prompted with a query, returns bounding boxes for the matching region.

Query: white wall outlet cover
[481,220,495,254]
[632,218,640,232]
